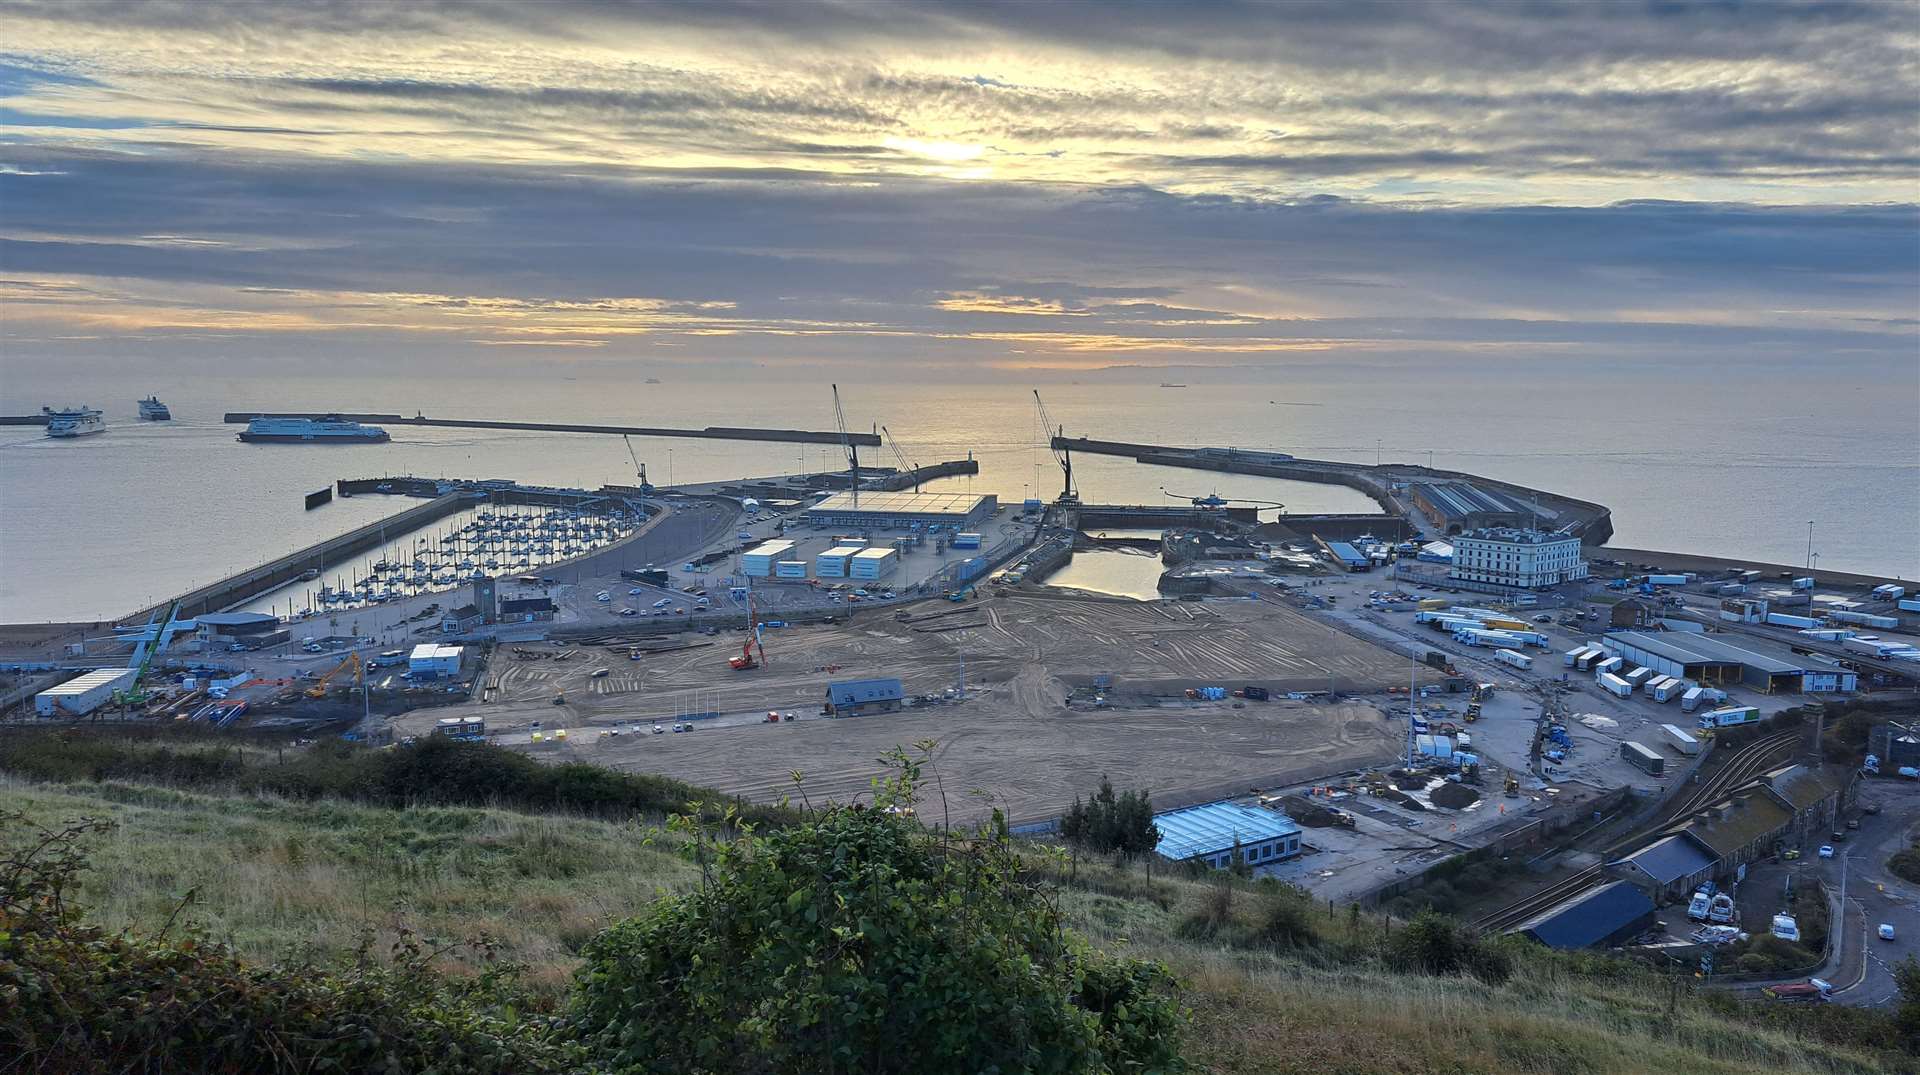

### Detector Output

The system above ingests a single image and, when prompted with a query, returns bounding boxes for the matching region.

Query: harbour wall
[0,414,50,426]
[226,412,881,446]
[1054,436,1615,545]
[124,492,476,624]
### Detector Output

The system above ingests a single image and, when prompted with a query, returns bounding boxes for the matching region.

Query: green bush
[569,804,1187,1074]
[1386,910,1512,985]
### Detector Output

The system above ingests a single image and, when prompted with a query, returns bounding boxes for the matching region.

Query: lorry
[1658,723,1701,755]
[1842,637,1908,658]
[1563,646,1588,668]
[1494,648,1533,671]
[1698,705,1761,729]
[1765,612,1819,629]
[1599,672,1634,698]
[1646,574,1690,586]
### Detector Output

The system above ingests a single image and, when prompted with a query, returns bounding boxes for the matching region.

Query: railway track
[1472,728,1804,933]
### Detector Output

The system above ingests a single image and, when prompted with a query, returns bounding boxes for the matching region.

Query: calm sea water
[2,359,1914,621]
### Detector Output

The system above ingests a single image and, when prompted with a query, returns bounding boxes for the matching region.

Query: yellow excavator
[305,653,363,699]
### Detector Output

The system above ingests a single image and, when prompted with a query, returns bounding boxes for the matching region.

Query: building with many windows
[1152,801,1303,870]
[1447,528,1587,590]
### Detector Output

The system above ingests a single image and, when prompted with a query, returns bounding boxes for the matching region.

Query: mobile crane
[114,599,182,709]
[729,592,768,670]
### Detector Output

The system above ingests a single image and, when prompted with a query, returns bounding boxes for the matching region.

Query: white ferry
[237,415,390,444]
[44,406,106,438]
[137,395,172,420]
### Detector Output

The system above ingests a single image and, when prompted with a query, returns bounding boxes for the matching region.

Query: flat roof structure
[1409,482,1535,533]
[39,668,137,697]
[1612,833,1717,887]
[804,490,995,529]
[1606,630,1804,692]
[1153,801,1302,862]
[1516,881,1655,949]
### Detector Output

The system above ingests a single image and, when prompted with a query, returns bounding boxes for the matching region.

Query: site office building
[1448,527,1588,590]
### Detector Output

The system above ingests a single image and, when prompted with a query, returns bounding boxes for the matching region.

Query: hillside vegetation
[2,728,1916,1074]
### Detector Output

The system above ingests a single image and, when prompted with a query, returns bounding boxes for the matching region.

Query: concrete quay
[225,412,882,447]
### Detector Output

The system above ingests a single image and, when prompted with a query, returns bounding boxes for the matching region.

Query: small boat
[137,396,172,421]
[44,406,106,438]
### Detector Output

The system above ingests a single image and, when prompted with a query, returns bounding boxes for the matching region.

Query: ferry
[44,406,106,438]
[137,396,172,421]
[237,415,390,444]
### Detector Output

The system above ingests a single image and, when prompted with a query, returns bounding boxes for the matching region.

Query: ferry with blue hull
[44,406,106,438]
[238,415,390,444]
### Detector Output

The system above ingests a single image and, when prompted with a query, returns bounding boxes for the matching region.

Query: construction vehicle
[729,592,768,670]
[1464,702,1482,723]
[945,585,974,602]
[114,599,183,709]
[304,653,363,699]
[1503,774,1520,797]
[880,425,919,491]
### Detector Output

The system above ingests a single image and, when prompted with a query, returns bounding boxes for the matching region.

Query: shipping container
[1842,637,1908,658]
[1563,646,1588,668]
[952,532,983,549]
[1623,666,1654,688]
[1659,724,1702,755]
[1899,598,1920,613]
[1653,677,1688,703]
[1798,628,1854,641]
[1598,672,1633,698]
[1680,687,1705,713]
[1594,655,1625,677]
[1765,612,1819,629]
[1646,574,1689,586]
[1483,617,1529,631]
[1418,599,1448,611]
[1831,611,1900,629]
[741,539,796,578]
[1494,648,1533,670]
[813,545,863,579]
[1621,740,1666,775]
[1792,577,1815,590]
[774,560,808,579]
[1575,648,1605,671]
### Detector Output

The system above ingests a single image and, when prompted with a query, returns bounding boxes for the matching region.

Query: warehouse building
[803,490,996,531]
[34,668,138,717]
[1447,528,1587,590]
[1608,833,1717,902]
[1516,881,1656,949]
[1604,631,1851,693]
[1409,482,1534,534]
[824,677,904,716]
[1153,801,1303,870]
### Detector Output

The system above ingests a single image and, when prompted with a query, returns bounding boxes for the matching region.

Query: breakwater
[225,412,881,446]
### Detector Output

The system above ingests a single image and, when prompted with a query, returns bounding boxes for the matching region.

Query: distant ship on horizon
[644,377,663,384]
[138,395,171,420]
[1158,382,1187,388]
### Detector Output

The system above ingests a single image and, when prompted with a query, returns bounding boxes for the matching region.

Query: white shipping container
[1654,678,1686,703]
[1899,598,1920,613]
[774,560,808,579]
[1680,687,1705,713]
[1563,647,1587,668]
[1765,612,1819,628]
[1831,611,1900,629]
[849,547,899,579]
[1494,648,1533,670]
[1623,667,1654,687]
[1598,672,1633,698]
[1843,637,1907,658]
[1594,656,1624,677]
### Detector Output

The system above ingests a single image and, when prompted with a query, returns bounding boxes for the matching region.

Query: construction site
[391,588,1423,825]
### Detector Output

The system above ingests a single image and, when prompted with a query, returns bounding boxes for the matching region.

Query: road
[1827,778,1920,1007]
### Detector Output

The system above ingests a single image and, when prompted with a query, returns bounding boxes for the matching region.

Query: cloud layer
[1,0,1915,371]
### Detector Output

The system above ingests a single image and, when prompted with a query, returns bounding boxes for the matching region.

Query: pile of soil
[1430,782,1482,810]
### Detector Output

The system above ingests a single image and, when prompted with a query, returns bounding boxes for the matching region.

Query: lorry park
[5,441,1919,1006]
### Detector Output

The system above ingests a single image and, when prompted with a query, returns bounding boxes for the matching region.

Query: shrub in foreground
[570,803,1187,1074]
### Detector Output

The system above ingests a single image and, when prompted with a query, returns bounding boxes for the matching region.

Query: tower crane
[621,435,653,494]
[832,384,859,507]
[880,425,920,490]
[1032,390,1078,505]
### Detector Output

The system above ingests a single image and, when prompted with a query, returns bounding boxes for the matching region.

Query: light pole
[1806,521,1814,574]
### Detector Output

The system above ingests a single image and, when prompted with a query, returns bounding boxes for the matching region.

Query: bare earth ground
[410,590,1419,825]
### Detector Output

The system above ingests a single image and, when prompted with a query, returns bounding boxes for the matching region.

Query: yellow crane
[305,653,364,699]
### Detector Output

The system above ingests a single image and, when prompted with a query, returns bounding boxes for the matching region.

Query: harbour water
[2,357,1915,622]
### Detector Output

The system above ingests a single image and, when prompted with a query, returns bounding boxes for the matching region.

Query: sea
[2,357,1915,623]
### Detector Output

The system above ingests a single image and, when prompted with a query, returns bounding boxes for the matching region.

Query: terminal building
[194,612,290,651]
[803,490,996,531]
[1152,801,1303,871]
[1447,528,1587,590]
[1409,481,1535,534]
[1604,630,1856,693]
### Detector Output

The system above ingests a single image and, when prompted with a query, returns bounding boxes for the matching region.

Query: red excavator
[729,593,767,671]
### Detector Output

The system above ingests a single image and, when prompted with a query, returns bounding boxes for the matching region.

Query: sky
[1,0,1916,377]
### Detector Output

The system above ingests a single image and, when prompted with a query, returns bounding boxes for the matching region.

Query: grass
[0,775,696,993]
[3,775,1911,1074]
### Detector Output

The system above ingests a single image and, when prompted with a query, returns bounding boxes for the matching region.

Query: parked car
[1818,845,1835,858]
[651,724,664,735]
